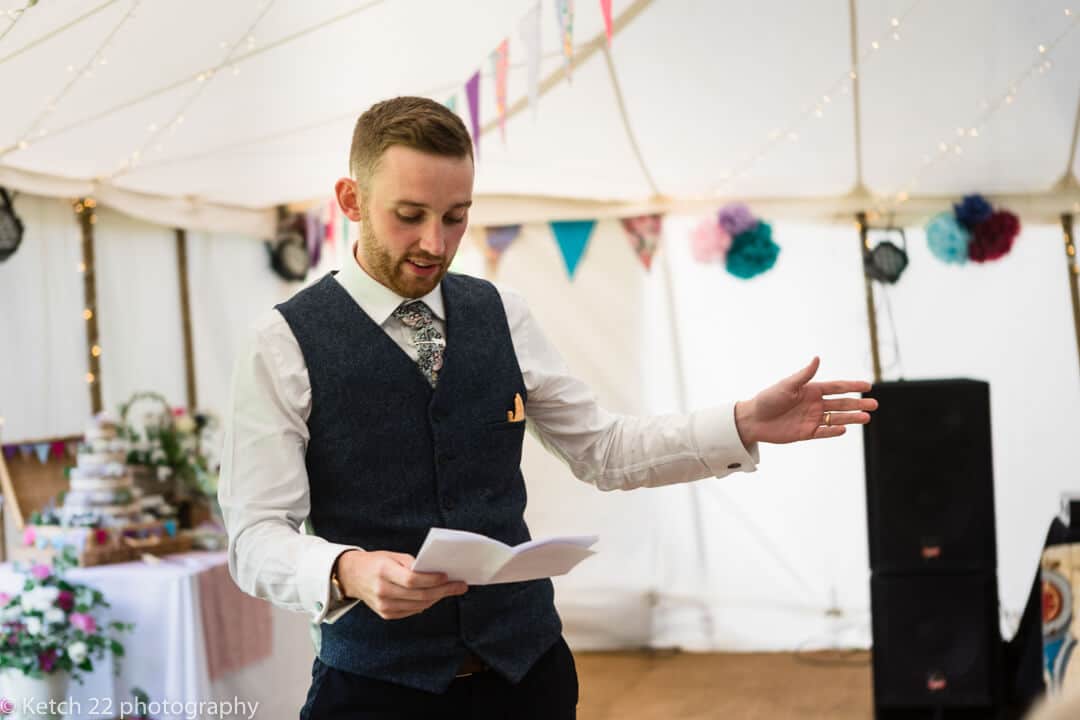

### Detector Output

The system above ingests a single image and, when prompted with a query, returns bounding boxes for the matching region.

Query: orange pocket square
[506,393,525,422]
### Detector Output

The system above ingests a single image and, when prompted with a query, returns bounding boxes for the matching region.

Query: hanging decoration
[620,214,663,271]
[0,187,24,263]
[550,220,595,279]
[690,203,780,280]
[266,207,311,281]
[726,220,781,280]
[926,194,1020,265]
[482,224,522,275]
[555,0,575,81]
[690,216,732,264]
[600,0,613,44]
[465,70,481,158]
[34,443,50,464]
[491,39,509,143]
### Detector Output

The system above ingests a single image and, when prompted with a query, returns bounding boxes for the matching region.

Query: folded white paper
[411,527,598,585]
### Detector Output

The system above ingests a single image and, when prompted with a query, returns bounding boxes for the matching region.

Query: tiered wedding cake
[60,413,142,527]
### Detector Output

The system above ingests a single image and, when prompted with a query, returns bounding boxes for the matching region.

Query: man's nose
[419,222,445,257]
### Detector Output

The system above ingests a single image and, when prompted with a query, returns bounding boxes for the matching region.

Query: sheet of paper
[412,528,598,585]
[411,528,510,584]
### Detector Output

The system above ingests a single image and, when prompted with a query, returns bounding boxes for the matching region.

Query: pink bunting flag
[465,70,481,158]
[491,39,509,144]
[620,215,663,271]
[50,441,65,459]
[601,0,613,44]
[555,0,574,82]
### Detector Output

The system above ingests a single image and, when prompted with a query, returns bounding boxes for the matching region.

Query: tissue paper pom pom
[953,194,993,230]
[926,212,970,264]
[726,222,780,279]
[717,203,757,237]
[690,217,732,263]
[969,210,1019,262]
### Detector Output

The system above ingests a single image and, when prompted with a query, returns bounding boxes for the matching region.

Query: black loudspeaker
[871,575,1002,710]
[864,379,996,573]
[864,379,1003,719]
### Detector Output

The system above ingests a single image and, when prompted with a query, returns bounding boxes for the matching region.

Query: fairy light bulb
[83,309,93,320]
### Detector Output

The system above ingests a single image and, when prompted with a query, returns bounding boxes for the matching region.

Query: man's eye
[397,213,423,224]
[445,215,465,225]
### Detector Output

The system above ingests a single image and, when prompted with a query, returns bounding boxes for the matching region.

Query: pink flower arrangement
[30,564,51,581]
[69,612,97,634]
[22,527,35,546]
[57,590,74,612]
[38,648,58,672]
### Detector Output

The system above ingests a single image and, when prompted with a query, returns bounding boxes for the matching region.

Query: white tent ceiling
[1,0,1079,232]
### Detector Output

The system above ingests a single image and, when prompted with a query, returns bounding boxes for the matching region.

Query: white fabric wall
[3,196,1079,652]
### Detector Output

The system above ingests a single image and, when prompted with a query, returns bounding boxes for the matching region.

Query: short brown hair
[349,96,474,188]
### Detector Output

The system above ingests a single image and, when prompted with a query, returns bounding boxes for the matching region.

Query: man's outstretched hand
[734,356,878,445]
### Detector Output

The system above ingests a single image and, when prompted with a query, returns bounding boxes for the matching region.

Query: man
[220,96,878,719]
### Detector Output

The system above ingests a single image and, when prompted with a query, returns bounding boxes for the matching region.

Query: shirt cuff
[298,541,363,624]
[691,401,760,477]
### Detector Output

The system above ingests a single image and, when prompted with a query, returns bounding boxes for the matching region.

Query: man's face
[355,145,474,299]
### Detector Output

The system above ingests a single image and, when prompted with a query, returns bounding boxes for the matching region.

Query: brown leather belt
[455,652,488,678]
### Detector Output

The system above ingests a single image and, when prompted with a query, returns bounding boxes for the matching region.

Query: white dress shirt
[220,249,760,624]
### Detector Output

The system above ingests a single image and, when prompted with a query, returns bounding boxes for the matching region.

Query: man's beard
[360,220,448,299]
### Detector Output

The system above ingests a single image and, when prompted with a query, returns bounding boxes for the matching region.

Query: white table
[0,552,315,720]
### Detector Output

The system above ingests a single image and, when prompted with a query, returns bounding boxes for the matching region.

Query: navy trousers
[300,637,578,720]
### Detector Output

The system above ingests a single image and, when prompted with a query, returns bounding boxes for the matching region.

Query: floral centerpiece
[0,549,131,684]
[118,391,220,501]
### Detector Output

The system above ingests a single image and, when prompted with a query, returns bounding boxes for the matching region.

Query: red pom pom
[969,210,1019,262]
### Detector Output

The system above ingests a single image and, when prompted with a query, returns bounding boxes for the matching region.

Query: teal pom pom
[926,212,970,264]
[725,221,780,279]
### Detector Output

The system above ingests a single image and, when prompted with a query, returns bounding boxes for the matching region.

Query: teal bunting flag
[549,220,595,279]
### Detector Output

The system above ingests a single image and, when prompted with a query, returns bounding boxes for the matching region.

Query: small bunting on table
[620,214,663,271]
[550,220,595,279]
[50,441,65,459]
[2,445,16,460]
[555,0,575,82]
[465,70,481,157]
[18,444,32,460]
[491,39,510,143]
[34,443,50,464]
[66,440,79,458]
[520,2,541,118]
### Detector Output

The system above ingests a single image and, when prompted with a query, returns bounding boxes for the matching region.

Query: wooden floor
[575,650,874,720]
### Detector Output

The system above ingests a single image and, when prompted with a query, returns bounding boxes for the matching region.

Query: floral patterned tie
[392,301,444,387]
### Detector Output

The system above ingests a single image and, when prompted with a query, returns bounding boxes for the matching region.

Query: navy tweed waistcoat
[275,271,563,693]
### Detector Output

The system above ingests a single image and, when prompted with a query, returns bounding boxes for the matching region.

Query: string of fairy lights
[9,0,143,155]
[710,0,926,197]
[0,0,37,45]
[872,6,1080,218]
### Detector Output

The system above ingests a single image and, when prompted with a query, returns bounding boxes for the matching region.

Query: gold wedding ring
[823,411,832,426]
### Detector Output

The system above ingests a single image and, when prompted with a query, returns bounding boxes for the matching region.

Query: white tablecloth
[0,552,315,720]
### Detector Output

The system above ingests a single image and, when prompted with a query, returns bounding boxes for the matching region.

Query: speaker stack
[863,379,1003,719]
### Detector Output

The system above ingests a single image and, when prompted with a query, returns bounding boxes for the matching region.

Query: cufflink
[315,601,324,612]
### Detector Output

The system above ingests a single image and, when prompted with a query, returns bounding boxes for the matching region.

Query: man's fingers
[786,356,820,387]
[381,556,454,589]
[375,578,468,602]
[818,380,873,396]
[823,397,878,412]
[821,411,872,427]
[812,425,846,439]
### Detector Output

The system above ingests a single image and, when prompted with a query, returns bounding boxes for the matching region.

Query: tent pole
[175,228,198,411]
[857,211,882,382]
[76,198,103,414]
[1062,213,1080,378]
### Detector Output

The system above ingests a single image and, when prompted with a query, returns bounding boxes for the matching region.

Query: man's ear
[334,177,364,222]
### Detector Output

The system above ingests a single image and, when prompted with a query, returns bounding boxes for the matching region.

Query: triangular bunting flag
[465,70,481,159]
[519,3,541,119]
[555,0,575,82]
[50,441,65,459]
[483,224,523,276]
[550,220,595,279]
[18,444,32,459]
[34,443,50,464]
[66,441,79,458]
[2,445,16,460]
[491,39,509,144]
[620,214,663,271]
[444,94,457,113]
[601,0,613,44]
